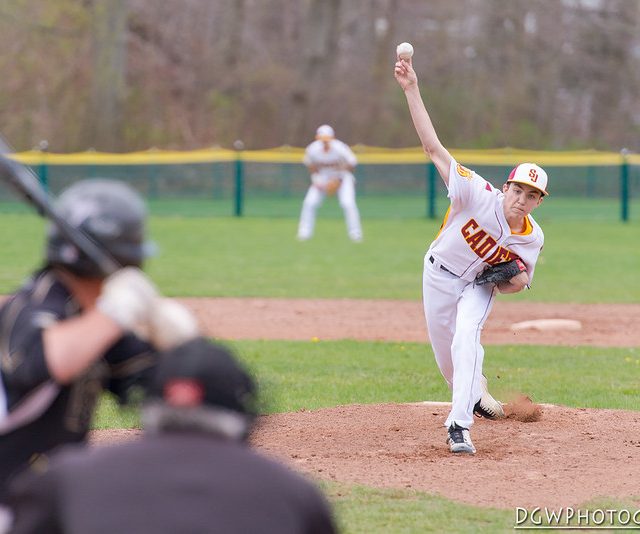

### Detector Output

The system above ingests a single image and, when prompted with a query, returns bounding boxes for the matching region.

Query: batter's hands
[394,57,417,91]
[148,298,200,351]
[97,267,159,332]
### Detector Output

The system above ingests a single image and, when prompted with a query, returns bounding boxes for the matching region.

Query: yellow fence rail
[9,146,639,167]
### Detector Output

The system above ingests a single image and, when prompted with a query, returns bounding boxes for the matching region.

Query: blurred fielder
[297,124,363,242]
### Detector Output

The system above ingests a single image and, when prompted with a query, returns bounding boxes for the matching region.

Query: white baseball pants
[297,174,362,241]
[422,253,496,429]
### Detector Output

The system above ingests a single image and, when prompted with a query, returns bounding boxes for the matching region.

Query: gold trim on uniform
[456,163,472,179]
[434,206,452,239]
[511,215,533,236]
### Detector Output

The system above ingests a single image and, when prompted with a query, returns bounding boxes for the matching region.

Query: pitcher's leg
[297,187,324,240]
[446,283,496,429]
[422,256,463,388]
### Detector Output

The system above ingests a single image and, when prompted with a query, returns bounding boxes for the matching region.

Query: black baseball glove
[475,258,526,285]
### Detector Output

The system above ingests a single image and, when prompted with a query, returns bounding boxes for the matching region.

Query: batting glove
[97,267,159,332]
[148,298,200,351]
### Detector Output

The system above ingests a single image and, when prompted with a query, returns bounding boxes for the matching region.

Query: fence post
[427,161,436,219]
[620,148,629,223]
[37,140,49,193]
[233,140,245,217]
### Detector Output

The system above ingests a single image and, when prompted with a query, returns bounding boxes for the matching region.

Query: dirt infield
[181,298,640,347]
[92,298,640,509]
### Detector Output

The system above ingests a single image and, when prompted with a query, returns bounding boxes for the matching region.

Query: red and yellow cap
[507,163,549,196]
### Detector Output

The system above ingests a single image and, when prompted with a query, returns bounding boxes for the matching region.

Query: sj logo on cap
[528,168,539,182]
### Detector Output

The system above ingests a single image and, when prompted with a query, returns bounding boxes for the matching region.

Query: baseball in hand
[396,42,414,60]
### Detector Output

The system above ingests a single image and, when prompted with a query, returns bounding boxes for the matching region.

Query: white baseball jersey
[428,159,544,283]
[303,139,357,185]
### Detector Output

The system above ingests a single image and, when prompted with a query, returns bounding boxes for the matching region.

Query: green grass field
[2,209,638,533]
[97,341,640,424]
[0,213,638,302]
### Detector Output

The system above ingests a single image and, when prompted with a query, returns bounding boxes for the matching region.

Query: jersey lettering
[460,219,479,237]
[461,218,516,264]
[465,228,487,250]
[475,235,497,257]
[485,246,518,265]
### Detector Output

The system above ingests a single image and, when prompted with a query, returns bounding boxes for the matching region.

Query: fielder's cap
[147,337,257,416]
[316,124,335,140]
[507,163,549,196]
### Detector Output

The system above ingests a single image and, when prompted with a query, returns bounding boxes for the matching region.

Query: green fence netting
[1,147,637,221]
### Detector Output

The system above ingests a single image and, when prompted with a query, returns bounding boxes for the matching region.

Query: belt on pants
[429,255,457,276]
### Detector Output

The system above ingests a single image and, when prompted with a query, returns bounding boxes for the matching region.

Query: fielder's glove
[325,178,341,196]
[475,258,526,285]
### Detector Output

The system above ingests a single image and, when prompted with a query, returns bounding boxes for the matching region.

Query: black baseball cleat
[447,423,476,454]
[473,375,506,420]
[473,397,505,420]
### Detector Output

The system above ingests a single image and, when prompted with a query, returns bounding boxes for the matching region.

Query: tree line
[1,0,638,152]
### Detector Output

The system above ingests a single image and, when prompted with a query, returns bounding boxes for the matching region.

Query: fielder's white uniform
[424,158,544,429]
[297,139,363,242]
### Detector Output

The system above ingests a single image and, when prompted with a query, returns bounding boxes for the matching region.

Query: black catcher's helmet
[145,337,258,440]
[46,179,153,277]
[146,337,258,418]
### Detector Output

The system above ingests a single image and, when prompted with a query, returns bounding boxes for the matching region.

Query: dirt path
[182,298,640,347]
[92,298,640,510]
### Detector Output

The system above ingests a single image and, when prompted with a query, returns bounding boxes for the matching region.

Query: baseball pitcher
[394,50,547,454]
[297,125,363,243]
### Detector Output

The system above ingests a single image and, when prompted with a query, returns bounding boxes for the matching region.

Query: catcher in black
[0,179,199,504]
[6,338,337,534]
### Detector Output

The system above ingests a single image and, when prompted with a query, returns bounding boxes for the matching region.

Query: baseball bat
[0,135,121,276]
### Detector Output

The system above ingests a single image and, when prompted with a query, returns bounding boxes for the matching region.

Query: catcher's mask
[46,178,155,278]
[147,337,258,421]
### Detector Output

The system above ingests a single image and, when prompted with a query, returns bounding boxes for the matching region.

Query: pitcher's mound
[504,394,543,422]
[91,401,639,508]
[251,402,640,509]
